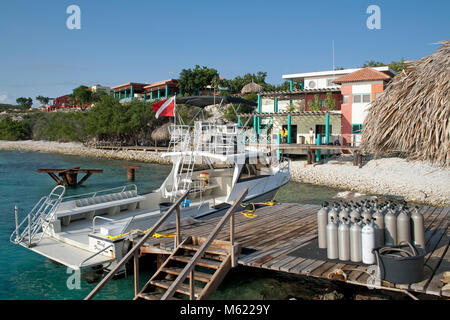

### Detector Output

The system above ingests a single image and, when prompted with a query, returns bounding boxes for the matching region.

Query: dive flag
[152,96,176,118]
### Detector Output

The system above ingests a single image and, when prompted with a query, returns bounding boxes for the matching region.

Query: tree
[16,97,33,109]
[323,92,336,111]
[362,58,408,73]
[36,95,50,106]
[178,65,220,95]
[308,94,321,111]
[70,85,93,109]
[0,117,30,140]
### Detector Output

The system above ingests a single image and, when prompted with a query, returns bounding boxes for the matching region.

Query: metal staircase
[135,236,234,300]
[10,185,66,247]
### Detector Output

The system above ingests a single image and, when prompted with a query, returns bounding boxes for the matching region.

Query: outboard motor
[384,208,397,246]
[317,202,330,249]
[326,216,339,260]
[338,217,350,261]
[411,206,425,249]
[361,221,376,264]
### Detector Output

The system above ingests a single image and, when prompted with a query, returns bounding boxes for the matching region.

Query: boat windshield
[237,156,271,182]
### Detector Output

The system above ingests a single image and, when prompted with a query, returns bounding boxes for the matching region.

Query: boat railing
[10,185,66,247]
[84,188,191,300]
[91,216,116,233]
[60,184,137,202]
[84,187,249,300]
[79,244,114,268]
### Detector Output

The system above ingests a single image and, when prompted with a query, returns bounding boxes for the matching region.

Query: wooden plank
[424,243,450,296]
[78,172,93,185]
[302,260,327,275]
[320,263,347,280]
[410,221,449,292]
[289,258,317,274]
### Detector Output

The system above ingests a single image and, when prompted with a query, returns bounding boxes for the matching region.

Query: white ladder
[10,185,66,247]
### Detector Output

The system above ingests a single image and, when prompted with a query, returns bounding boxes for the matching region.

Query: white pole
[14,205,19,241]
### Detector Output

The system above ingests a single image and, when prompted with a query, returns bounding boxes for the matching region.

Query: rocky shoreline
[290,156,450,206]
[1,140,449,206]
[0,140,171,164]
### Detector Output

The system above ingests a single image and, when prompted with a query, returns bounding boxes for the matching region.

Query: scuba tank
[339,205,350,223]
[411,206,425,249]
[361,206,372,224]
[317,202,330,249]
[338,218,350,261]
[327,203,339,224]
[372,208,385,248]
[361,221,376,264]
[350,219,362,262]
[397,206,411,245]
[349,204,361,223]
[326,216,339,260]
[384,208,397,246]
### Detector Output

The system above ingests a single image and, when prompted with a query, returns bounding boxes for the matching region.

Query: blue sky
[0,0,448,106]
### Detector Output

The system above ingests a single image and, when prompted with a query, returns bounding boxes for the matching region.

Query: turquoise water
[0,150,389,300]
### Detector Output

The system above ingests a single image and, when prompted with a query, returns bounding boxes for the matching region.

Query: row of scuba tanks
[317,199,425,264]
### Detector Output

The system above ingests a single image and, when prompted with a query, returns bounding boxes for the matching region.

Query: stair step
[171,255,222,269]
[161,267,213,283]
[136,292,180,300]
[180,244,229,256]
[150,279,201,298]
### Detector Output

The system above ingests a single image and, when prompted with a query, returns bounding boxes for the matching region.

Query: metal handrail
[92,216,116,233]
[10,185,66,245]
[79,244,113,268]
[161,187,248,300]
[84,189,191,300]
[61,184,137,202]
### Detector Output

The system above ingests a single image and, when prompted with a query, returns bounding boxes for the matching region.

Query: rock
[320,290,344,300]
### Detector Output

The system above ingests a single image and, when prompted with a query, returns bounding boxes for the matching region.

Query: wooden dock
[140,202,450,299]
[93,145,167,152]
[37,167,103,186]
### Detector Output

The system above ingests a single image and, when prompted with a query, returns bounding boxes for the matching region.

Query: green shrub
[0,117,30,140]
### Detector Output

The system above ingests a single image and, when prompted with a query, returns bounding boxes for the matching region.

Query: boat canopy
[175,96,257,108]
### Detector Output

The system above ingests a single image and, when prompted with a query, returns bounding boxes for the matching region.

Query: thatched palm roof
[151,122,172,141]
[361,41,450,166]
[241,81,263,94]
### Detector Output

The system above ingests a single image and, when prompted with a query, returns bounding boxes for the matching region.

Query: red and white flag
[152,96,176,118]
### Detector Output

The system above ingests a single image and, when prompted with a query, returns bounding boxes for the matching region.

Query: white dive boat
[10,98,290,273]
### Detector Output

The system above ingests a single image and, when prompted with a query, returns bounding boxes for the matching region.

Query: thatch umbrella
[151,122,172,145]
[241,80,263,95]
[361,41,450,167]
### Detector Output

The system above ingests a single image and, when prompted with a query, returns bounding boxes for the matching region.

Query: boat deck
[140,202,450,298]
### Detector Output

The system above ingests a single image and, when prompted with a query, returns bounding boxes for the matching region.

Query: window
[352,124,363,134]
[342,95,349,104]
[319,100,325,108]
[352,94,371,103]
[327,78,336,87]
[237,156,271,182]
[315,124,332,137]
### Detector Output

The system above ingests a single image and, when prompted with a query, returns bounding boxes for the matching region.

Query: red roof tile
[333,67,392,84]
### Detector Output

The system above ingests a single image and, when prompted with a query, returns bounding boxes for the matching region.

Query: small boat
[10,96,290,274]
